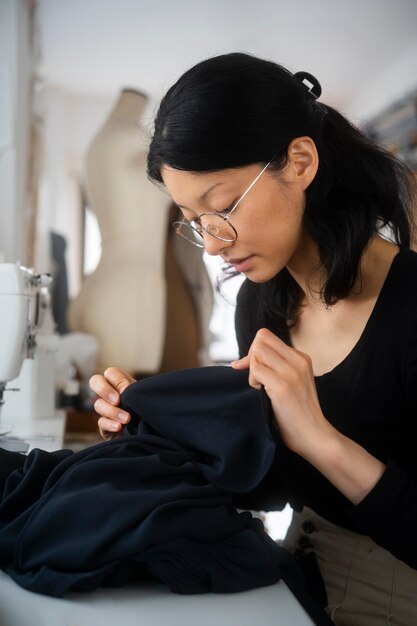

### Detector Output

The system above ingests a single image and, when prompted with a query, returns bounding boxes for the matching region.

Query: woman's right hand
[89,367,136,440]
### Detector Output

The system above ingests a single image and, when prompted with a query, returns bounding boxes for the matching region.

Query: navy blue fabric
[0,366,332,625]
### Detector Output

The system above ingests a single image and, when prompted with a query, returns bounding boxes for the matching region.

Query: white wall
[0,0,31,264]
[36,86,113,294]
[347,40,417,124]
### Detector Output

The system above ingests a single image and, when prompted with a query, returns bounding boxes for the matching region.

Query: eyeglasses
[173,159,273,248]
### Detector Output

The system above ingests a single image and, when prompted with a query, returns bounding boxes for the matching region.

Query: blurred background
[0,0,416,538]
[1,0,417,367]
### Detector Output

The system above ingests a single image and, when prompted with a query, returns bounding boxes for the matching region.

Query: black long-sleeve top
[233,247,417,571]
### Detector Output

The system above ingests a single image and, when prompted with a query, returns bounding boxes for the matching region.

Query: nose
[203,234,234,257]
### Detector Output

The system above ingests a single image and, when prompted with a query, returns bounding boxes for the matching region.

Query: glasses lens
[174,222,205,247]
[200,214,237,243]
[173,215,237,247]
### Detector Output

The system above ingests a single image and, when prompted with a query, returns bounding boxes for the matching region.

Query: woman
[90,53,417,624]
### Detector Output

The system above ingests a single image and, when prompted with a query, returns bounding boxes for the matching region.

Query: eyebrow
[175,182,225,210]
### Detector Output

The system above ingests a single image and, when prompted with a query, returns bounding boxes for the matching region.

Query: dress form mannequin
[69,89,208,375]
[159,204,200,372]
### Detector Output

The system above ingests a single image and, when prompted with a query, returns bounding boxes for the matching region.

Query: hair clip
[294,71,322,100]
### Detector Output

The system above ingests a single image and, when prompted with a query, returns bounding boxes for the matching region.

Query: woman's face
[161,155,312,283]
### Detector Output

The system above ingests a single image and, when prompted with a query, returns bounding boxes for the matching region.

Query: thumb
[230,355,250,370]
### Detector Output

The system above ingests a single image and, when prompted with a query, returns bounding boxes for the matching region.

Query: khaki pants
[282,507,417,626]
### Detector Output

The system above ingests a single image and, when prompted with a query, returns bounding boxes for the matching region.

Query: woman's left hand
[232,328,387,504]
[231,328,332,459]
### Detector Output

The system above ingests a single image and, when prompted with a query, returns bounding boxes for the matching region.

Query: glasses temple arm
[225,159,273,221]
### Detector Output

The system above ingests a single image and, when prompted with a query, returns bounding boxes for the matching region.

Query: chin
[243,267,280,283]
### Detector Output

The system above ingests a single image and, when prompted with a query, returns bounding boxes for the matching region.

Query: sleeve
[348,461,417,570]
[348,324,417,570]
[235,279,259,358]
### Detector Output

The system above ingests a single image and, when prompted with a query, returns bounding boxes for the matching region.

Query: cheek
[234,181,305,249]
[251,199,304,249]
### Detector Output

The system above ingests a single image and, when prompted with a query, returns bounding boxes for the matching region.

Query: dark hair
[147,52,416,327]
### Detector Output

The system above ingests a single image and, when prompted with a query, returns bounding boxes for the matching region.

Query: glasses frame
[173,158,273,248]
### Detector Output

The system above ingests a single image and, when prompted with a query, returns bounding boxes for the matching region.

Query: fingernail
[111,422,119,431]
[109,393,118,403]
[118,412,129,423]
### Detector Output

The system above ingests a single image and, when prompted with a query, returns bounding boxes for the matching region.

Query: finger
[250,341,312,394]
[245,339,287,389]
[230,355,250,369]
[247,339,295,390]
[93,398,131,425]
[97,417,123,440]
[89,368,135,405]
[103,367,135,396]
[250,340,291,371]
[248,356,280,393]
[255,338,313,381]
[89,374,121,405]
[232,329,289,372]
[253,328,291,355]
[253,328,312,370]
[247,354,263,390]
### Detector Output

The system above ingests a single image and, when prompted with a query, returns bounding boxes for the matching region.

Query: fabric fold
[0,366,332,626]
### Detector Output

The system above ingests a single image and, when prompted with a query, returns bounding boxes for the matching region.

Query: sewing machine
[0,263,63,452]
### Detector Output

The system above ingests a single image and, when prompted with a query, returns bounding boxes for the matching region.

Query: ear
[285,136,319,190]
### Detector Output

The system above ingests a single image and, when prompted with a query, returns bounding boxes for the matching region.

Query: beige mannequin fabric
[159,205,200,372]
[171,207,214,365]
[69,89,171,374]
[69,89,213,375]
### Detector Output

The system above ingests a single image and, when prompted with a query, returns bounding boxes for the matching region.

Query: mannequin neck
[109,89,148,122]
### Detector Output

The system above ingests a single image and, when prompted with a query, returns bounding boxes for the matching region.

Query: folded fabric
[0,366,333,626]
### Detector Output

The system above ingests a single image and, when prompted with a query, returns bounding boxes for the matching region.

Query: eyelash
[221,197,239,213]
[182,200,237,226]
[193,206,232,225]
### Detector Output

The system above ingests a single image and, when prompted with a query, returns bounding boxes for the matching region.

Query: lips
[224,255,254,272]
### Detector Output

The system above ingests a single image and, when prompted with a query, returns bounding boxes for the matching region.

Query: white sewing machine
[0,263,64,452]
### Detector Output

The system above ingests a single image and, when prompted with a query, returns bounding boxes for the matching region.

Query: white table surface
[0,415,315,626]
[1,411,66,453]
[0,573,314,626]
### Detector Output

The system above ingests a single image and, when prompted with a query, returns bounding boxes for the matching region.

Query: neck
[286,234,323,303]
[109,89,148,122]
[286,234,400,309]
